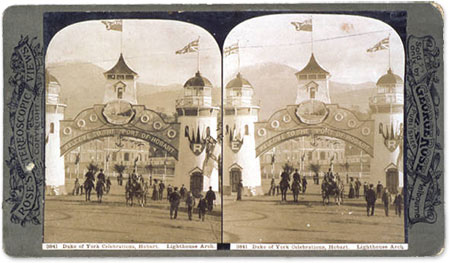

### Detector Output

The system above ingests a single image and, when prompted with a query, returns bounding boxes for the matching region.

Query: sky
[224,14,405,85]
[46,15,405,88]
[46,19,221,86]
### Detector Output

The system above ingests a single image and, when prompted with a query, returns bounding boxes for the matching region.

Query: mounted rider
[85,169,95,182]
[97,169,106,184]
[280,168,291,183]
[292,169,301,183]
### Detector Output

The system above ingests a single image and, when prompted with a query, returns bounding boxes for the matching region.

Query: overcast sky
[224,14,405,85]
[46,15,405,88]
[46,19,221,86]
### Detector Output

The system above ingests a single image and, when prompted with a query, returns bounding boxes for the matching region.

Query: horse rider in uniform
[293,169,301,183]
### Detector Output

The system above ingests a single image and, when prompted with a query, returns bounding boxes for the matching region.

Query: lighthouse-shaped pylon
[174,71,220,196]
[369,68,404,193]
[223,72,263,196]
[45,71,67,195]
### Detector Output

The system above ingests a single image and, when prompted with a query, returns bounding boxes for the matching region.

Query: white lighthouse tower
[369,68,404,193]
[174,71,220,196]
[223,73,262,196]
[45,72,67,195]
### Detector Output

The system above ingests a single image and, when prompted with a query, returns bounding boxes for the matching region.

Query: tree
[282,162,294,174]
[113,164,126,175]
[86,162,99,173]
[309,163,321,176]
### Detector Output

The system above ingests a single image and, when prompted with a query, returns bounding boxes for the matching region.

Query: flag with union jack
[367,36,389,52]
[224,42,239,56]
[175,39,199,54]
[101,20,123,32]
[291,19,312,32]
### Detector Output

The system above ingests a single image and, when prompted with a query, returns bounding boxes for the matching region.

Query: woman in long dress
[348,182,355,199]
[151,179,159,201]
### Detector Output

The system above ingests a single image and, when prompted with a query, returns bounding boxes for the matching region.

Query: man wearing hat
[169,186,181,219]
[365,184,377,216]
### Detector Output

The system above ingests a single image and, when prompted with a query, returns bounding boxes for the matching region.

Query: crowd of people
[73,171,217,221]
[267,169,308,198]
[265,167,404,217]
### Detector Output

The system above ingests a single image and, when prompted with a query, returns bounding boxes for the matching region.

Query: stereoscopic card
[2,3,444,257]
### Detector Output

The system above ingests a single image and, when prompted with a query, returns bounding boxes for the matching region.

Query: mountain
[47,62,106,119]
[47,62,220,118]
[236,63,377,120]
[48,61,376,120]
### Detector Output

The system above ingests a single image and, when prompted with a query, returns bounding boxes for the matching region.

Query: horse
[105,178,112,194]
[96,180,105,203]
[83,177,95,202]
[125,178,147,207]
[291,180,301,202]
[321,179,343,206]
[280,178,290,201]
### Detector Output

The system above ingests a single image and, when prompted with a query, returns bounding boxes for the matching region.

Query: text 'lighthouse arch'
[254,101,374,158]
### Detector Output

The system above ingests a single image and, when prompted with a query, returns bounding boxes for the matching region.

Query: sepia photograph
[44,19,222,244]
[222,14,405,244]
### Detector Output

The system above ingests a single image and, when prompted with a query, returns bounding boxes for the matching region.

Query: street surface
[44,182,221,243]
[223,183,404,243]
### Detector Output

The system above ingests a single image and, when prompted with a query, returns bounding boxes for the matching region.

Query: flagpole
[237,40,241,73]
[197,36,200,72]
[120,20,123,54]
[311,15,314,54]
[388,33,391,69]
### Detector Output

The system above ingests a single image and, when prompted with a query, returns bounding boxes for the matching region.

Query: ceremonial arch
[254,100,374,158]
[59,101,180,159]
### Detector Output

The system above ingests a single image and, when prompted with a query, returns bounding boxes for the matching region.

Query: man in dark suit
[365,184,377,216]
[198,195,207,221]
[237,180,243,201]
[205,186,216,212]
[169,187,181,219]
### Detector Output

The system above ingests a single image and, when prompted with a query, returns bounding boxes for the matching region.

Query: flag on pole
[75,153,80,165]
[101,20,123,32]
[202,136,221,177]
[291,19,312,32]
[367,36,389,52]
[175,39,199,54]
[224,42,239,56]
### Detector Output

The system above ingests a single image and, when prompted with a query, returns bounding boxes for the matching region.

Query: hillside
[48,61,376,120]
[235,63,376,120]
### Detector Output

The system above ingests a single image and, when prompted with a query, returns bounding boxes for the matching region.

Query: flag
[175,39,199,54]
[75,153,80,165]
[101,20,123,32]
[202,136,221,177]
[367,37,389,52]
[291,19,312,32]
[224,42,239,56]
[271,153,276,165]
